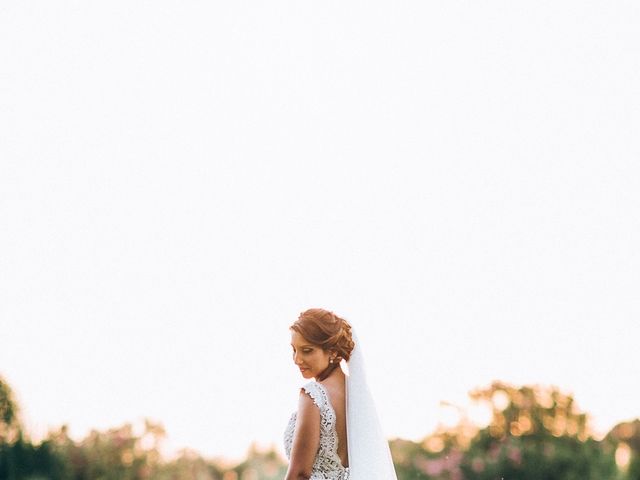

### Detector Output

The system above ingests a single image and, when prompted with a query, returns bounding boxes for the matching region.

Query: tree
[0,375,21,444]
[606,419,640,480]
[458,381,616,480]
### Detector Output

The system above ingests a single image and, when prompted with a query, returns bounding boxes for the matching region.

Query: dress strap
[301,381,328,412]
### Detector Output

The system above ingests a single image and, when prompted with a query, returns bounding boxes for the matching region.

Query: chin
[300,369,313,378]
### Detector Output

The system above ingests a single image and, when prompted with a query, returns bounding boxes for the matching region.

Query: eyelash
[292,349,312,354]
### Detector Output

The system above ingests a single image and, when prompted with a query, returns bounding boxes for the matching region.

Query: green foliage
[606,420,640,480]
[231,442,287,480]
[154,448,223,480]
[457,382,617,480]
[390,381,627,480]
[459,429,616,480]
[45,420,167,480]
[390,432,466,480]
[0,432,70,480]
[0,376,21,444]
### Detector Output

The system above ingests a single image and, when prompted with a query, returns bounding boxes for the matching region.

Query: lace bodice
[283,381,350,480]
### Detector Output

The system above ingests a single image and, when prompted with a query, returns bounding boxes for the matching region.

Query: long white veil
[345,328,398,480]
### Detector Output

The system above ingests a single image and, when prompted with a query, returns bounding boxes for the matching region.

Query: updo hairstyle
[289,308,355,367]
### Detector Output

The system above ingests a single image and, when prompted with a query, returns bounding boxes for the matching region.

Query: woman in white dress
[283,308,397,480]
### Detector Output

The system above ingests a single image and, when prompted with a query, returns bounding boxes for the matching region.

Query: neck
[316,363,343,382]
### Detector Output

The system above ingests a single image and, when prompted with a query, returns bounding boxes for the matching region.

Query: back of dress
[284,381,350,480]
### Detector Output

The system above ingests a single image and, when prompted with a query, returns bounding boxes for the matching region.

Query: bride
[283,308,398,480]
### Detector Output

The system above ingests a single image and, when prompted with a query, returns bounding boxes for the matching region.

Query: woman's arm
[284,389,321,480]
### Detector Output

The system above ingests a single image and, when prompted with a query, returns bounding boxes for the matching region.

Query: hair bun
[333,316,355,362]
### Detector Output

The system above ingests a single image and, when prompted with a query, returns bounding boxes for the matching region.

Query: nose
[293,351,303,365]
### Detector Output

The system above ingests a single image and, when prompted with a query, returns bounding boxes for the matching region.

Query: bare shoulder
[296,386,321,425]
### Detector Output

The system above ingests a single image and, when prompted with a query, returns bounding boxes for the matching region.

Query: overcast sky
[1,0,639,462]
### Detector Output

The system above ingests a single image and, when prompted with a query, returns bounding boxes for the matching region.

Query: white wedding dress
[283,381,350,479]
[283,328,397,480]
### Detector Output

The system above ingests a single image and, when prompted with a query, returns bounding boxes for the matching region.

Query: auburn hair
[289,308,355,381]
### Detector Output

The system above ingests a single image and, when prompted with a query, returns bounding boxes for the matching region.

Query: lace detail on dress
[283,381,350,480]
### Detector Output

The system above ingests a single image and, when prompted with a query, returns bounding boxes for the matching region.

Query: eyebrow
[290,344,314,348]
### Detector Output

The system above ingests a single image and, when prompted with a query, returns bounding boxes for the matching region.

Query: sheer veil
[345,328,398,480]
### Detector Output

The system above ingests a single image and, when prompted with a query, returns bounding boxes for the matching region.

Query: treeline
[2,376,640,480]
[389,382,640,480]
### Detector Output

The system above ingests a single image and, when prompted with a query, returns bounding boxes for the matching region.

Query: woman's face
[290,330,332,379]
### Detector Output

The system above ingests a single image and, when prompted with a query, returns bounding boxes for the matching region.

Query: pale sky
[1,0,639,464]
